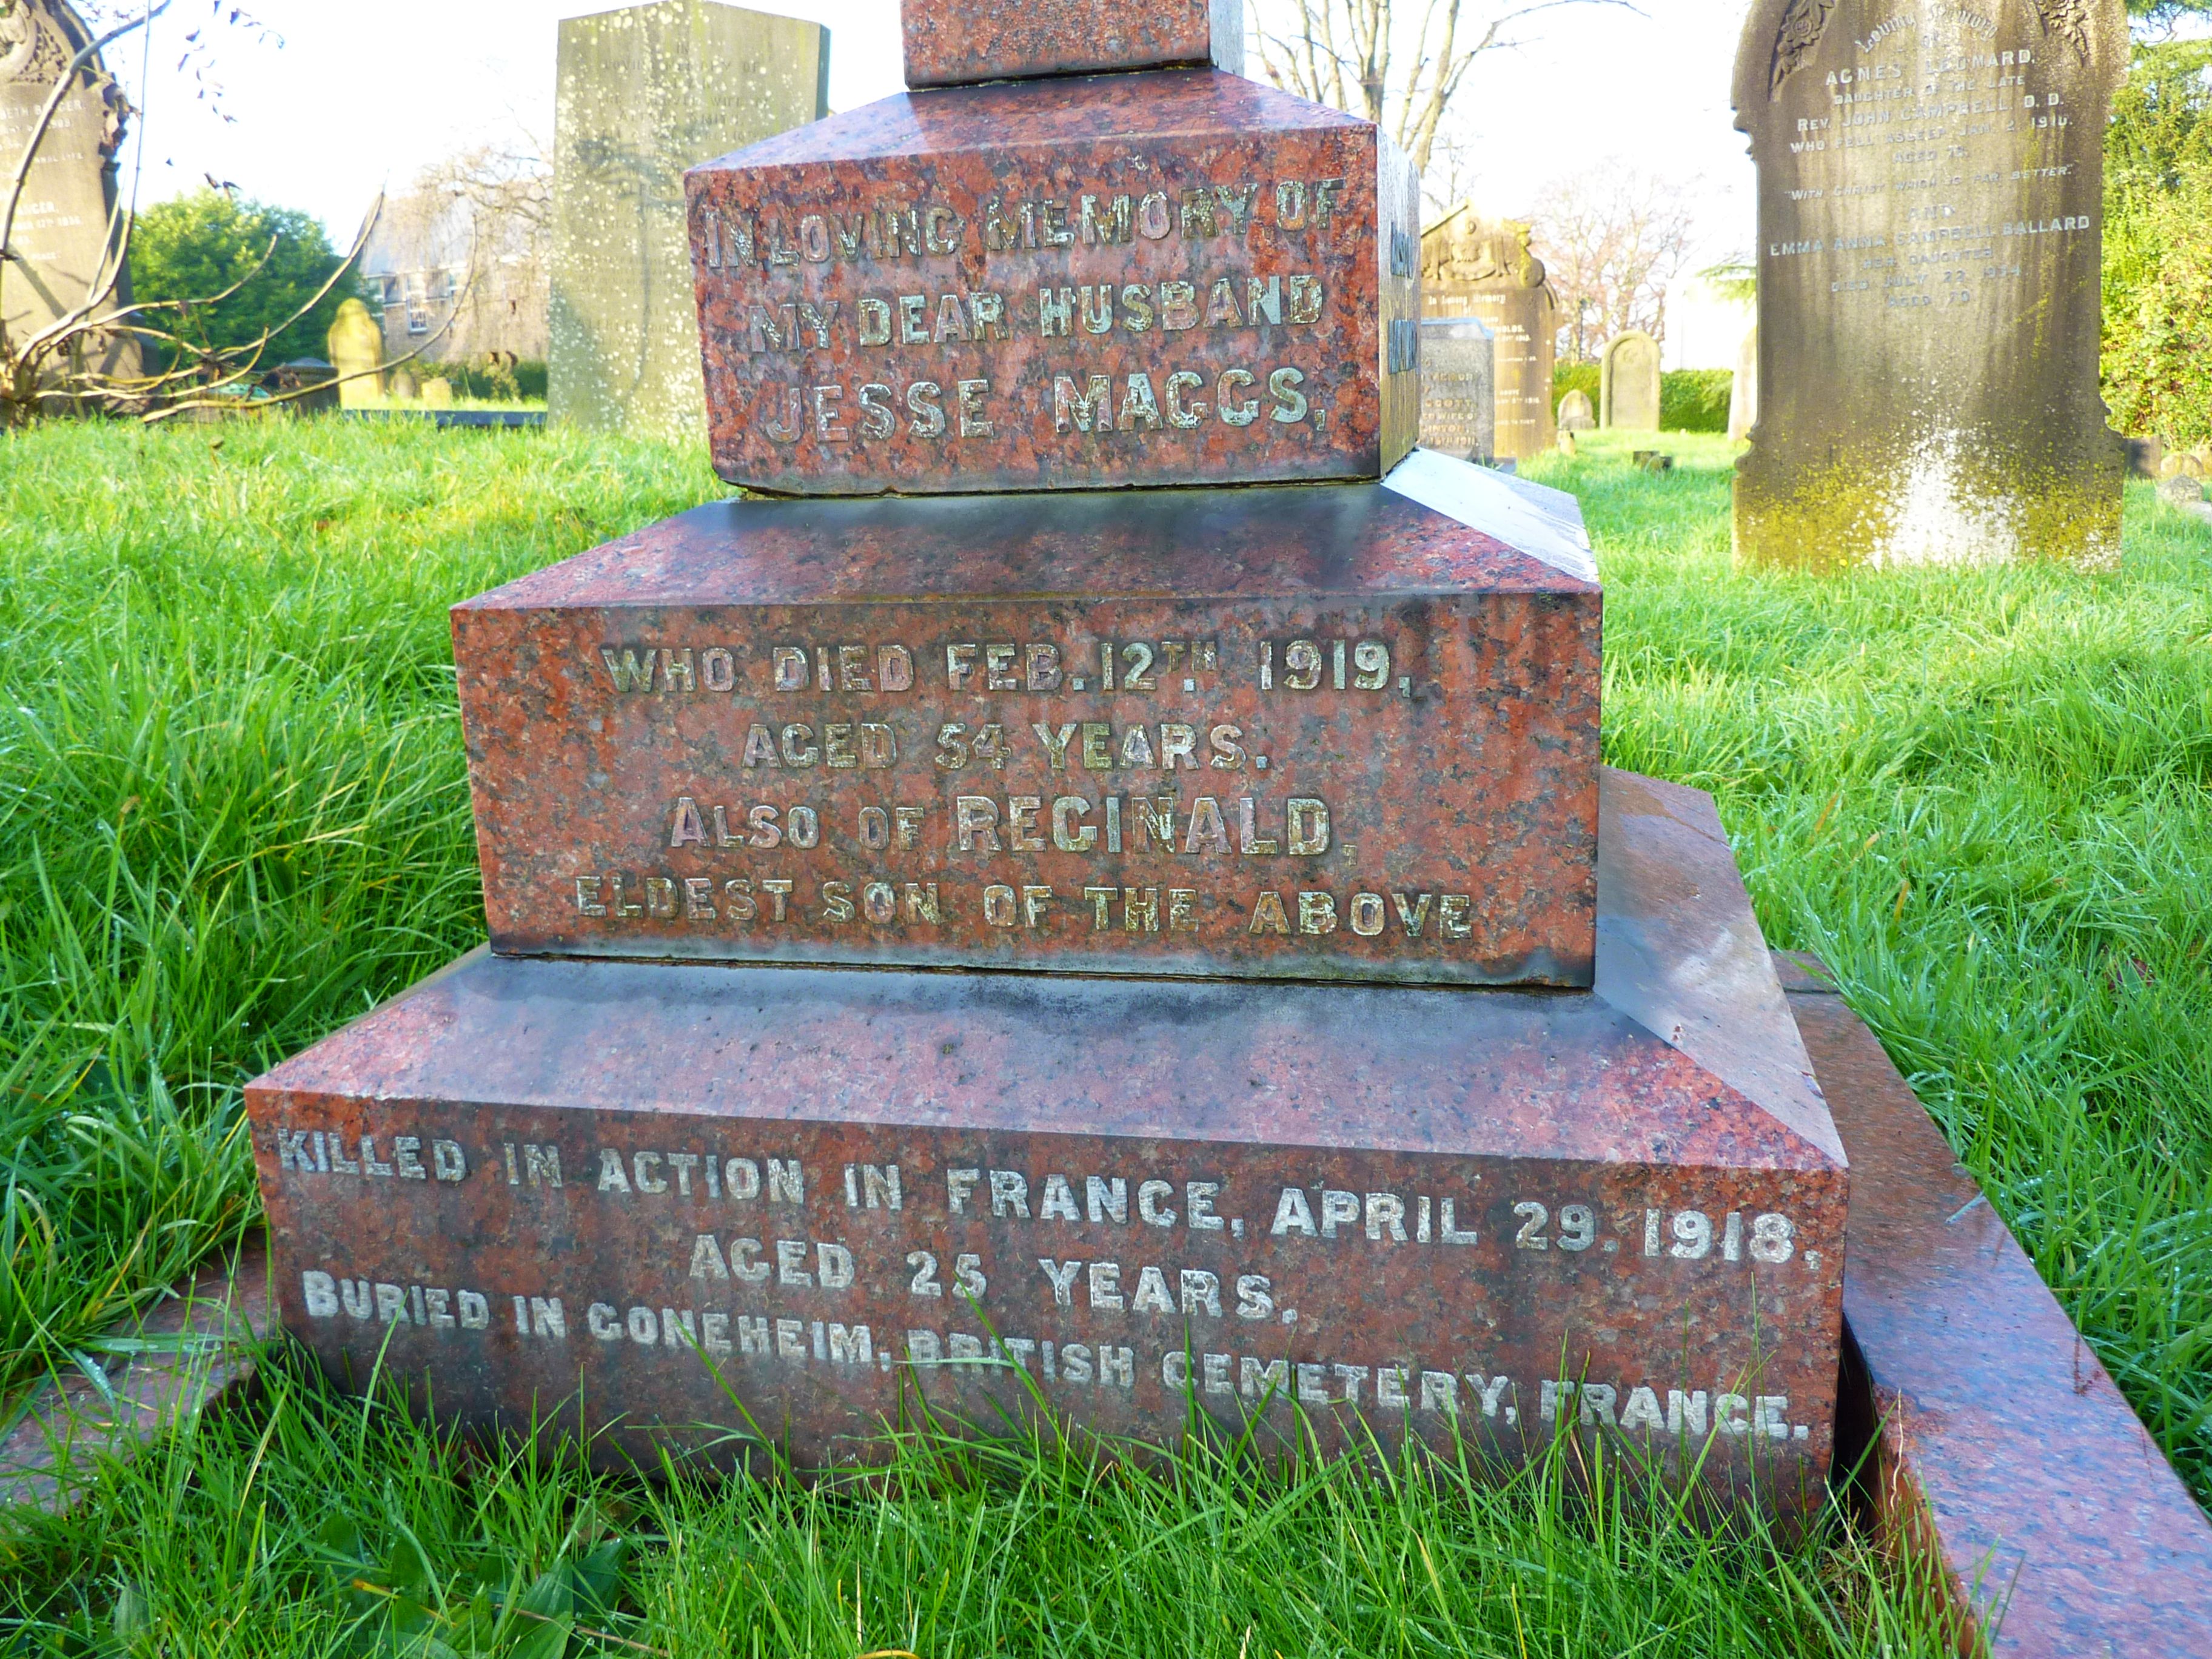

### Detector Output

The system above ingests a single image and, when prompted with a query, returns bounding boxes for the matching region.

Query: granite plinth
[245,771,1846,1503]
[903,0,1243,86]
[1783,962,2212,1657]
[685,69,1420,495]
[452,454,1601,986]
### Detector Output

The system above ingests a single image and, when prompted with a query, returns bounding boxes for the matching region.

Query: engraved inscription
[273,1118,1830,1451]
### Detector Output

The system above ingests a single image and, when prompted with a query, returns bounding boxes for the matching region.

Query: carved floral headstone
[1732,0,2126,567]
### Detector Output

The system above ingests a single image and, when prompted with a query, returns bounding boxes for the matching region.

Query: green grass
[0,1347,1960,1658]
[0,414,2204,1650]
[1526,431,2212,1504]
[0,418,711,1398]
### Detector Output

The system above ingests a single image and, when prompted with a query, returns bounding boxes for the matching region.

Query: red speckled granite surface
[244,771,1844,1505]
[903,0,1238,86]
[1786,964,2212,1656]
[686,69,1419,495]
[450,478,1600,985]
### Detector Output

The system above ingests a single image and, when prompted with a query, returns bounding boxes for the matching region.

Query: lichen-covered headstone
[1600,330,1660,430]
[1421,207,1558,460]
[549,0,828,435]
[1732,0,2126,568]
[1,0,138,384]
[1558,389,1595,432]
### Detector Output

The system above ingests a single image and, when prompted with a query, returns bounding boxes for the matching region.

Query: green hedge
[1550,362,1734,432]
[1661,369,1734,433]
[417,358,548,401]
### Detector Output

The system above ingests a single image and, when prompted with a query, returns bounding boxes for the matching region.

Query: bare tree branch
[1531,163,1698,360]
[1248,0,1638,179]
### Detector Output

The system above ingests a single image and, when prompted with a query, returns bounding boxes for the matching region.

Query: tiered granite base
[247,769,1846,1507]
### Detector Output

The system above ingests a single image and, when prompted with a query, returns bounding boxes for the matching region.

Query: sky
[108,0,1757,364]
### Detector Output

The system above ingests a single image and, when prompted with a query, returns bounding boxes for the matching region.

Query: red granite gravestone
[686,68,1421,494]
[244,0,1848,1512]
[902,0,1243,86]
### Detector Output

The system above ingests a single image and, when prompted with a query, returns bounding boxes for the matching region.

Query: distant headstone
[1599,330,1661,430]
[1557,429,1577,457]
[1421,206,1558,460]
[2156,473,2203,506]
[1557,389,1595,432]
[1417,317,1495,461]
[327,298,384,407]
[389,367,419,402]
[549,1,828,436]
[1727,324,1758,442]
[0,0,139,384]
[1733,0,2127,566]
[421,377,455,409]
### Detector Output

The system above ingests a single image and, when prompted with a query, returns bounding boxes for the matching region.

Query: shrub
[1552,361,1732,431]
[417,358,549,402]
[1553,360,1599,414]
[1661,369,1734,433]
[2102,38,2212,443]
[129,191,364,368]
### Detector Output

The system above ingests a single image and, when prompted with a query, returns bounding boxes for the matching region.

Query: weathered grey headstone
[1728,324,1758,441]
[1,0,138,384]
[327,298,384,407]
[549,1,828,436]
[1417,317,1494,461]
[1421,206,1558,460]
[389,367,419,402]
[1558,388,1595,432]
[1600,330,1661,430]
[1733,0,2127,566]
[2156,472,2203,506]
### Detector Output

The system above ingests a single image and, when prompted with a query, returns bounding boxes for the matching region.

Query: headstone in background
[1417,317,1495,461]
[389,367,419,402]
[1732,0,2127,567]
[2156,473,2203,506]
[1421,207,1558,461]
[421,377,455,409]
[903,0,1243,84]
[549,1,828,437]
[0,0,139,384]
[1727,324,1757,442]
[1600,329,1661,430]
[1558,389,1595,432]
[327,298,386,407]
